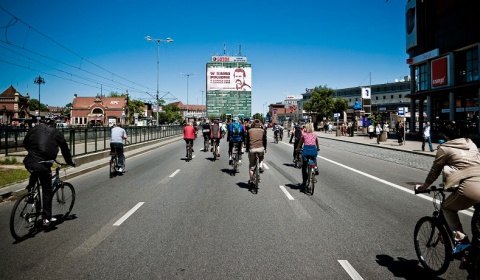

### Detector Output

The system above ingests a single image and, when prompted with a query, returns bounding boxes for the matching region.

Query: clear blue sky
[0,0,408,116]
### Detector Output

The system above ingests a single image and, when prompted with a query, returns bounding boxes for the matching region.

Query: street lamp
[34,76,45,114]
[145,35,174,125]
[199,90,205,117]
[181,73,196,119]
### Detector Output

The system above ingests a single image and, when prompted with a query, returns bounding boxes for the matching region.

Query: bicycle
[294,149,303,169]
[414,185,480,277]
[186,143,193,162]
[303,155,316,195]
[274,132,279,144]
[250,152,261,194]
[212,139,219,161]
[204,136,210,153]
[10,160,75,242]
[231,142,240,175]
[109,140,128,178]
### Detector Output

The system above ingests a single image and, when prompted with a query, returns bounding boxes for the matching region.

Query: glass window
[456,46,479,84]
[415,64,428,91]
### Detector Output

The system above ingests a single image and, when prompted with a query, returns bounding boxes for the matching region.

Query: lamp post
[263,102,267,122]
[145,36,174,126]
[181,73,196,120]
[199,90,205,117]
[34,76,45,115]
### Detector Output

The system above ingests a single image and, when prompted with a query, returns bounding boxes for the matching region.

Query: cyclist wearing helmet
[23,117,75,226]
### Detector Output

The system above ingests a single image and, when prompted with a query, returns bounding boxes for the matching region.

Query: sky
[0,0,409,116]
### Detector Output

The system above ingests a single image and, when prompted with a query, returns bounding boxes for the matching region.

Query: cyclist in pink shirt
[296,123,320,186]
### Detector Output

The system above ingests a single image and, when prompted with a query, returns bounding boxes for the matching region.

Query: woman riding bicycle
[296,122,320,187]
[415,121,480,253]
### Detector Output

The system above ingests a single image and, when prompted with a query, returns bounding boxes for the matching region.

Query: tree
[127,99,144,125]
[303,85,335,120]
[158,103,182,124]
[28,99,49,112]
[252,113,264,123]
[333,98,348,116]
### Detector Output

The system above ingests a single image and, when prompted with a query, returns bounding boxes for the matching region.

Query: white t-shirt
[111,127,126,143]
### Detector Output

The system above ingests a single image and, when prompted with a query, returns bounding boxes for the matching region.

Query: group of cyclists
[21,115,480,264]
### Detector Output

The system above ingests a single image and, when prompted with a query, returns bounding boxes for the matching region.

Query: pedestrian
[422,121,434,152]
[397,122,405,145]
[368,123,375,139]
[375,123,383,144]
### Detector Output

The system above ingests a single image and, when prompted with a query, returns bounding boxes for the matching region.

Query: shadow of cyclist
[376,254,446,279]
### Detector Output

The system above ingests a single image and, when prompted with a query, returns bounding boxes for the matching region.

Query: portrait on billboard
[405,0,417,50]
[234,68,251,91]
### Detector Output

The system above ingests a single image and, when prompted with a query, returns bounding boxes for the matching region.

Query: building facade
[70,94,129,126]
[0,86,30,125]
[206,56,252,118]
[405,0,480,139]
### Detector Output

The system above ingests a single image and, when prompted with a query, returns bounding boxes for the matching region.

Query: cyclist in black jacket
[23,118,75,226]
[289,124,303,162]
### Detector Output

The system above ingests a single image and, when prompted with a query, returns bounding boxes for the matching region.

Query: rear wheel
[10,193,38,241]
[110,156,117,178]
[310,169,315,195]
[414,216,452,275]
[51,182,76,219]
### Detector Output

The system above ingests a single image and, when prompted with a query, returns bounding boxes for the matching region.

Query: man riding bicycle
[201,119,210,152]
[415,121,480,254]
[210,120,222,157]
[273,123,283,141]
[110,123,128,172]
[184,121,196,157]
[227,117,245,165]
[289,124,303,162]
[246,119,267,185]
[23,117,75,226]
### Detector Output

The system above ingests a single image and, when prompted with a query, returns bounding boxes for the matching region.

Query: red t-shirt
[184,125,196,140]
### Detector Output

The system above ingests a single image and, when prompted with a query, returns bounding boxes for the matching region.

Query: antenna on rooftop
[223,43,226,56]
[238,44,242,56]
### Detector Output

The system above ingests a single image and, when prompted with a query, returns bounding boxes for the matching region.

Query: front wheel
[51,182,76,219]
[310,170,316,195]
[110,156,117,178]
[414,216,452,275]
[10,193,38,241]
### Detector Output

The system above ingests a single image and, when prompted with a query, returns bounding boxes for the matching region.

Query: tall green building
[206,56,252,118]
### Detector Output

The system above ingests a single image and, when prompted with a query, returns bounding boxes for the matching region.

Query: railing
[0,125,183,157]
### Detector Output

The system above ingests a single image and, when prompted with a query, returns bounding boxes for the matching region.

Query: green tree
[158,103,182,124]
[303,85,335,120]
[127,99,145,125]
[333,98,348,116]
[28,99,49,112]
[252,113,264,122]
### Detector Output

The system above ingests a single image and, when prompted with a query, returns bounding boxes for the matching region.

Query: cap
[233,117,239,121]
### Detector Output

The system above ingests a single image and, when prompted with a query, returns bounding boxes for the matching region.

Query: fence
[0,125,183,157]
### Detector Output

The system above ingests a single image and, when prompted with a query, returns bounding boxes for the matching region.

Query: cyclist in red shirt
[183,122,196,157]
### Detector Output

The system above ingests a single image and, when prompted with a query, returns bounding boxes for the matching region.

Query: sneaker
[259,167,264,173]
[239,160,242,164]
[217,153,220,157]
[315,167,319,175]
[42,217,57,226]
[229,160,233,165]
[118,167,123,173]
[210,148,213,152]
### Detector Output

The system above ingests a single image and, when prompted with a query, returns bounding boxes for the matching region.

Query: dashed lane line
[113,202,145,226]
[338,260,364,280]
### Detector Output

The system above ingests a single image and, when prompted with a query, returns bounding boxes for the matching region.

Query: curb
[0,135,182,203]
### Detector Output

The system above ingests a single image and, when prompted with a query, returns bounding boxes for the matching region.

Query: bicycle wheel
[254,158,260,191]
[51,182,76,219]
[414,216,452,275]
[310,170,315,195]
[10,193,39,241]
[305,165,311,192]
[110,156,117,178]
[204,139,208,152]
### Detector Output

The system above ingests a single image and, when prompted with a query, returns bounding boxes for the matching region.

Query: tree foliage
[303,85,336,120]
[157,103,182,124]
[28,99,49,112]
[252,113,264,122]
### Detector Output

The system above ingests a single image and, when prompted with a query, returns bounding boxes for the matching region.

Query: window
[92,108,103,114]
[456,47,479,84]
[391,95,394,99]
[399,94,402,98]
[383,96,386,99]
[415,63,428,91]
[375,96,378,100]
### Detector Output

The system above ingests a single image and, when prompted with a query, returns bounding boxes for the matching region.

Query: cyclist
[415,121,480,254]
[273,123,281,141]
[184,121,196,157]
[296,122,320,187]
[23,117,75,226]
[210,119,222,157]
[227,117,245,165]
[246,119,267,185]
[201,119,211,152]
[289,124,303,163]
[110,123,128,172]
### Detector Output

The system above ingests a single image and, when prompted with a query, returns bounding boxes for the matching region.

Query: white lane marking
[169,169,181,178]
[113,202,145,226]
[338,260,364,280]
[279,185,295,200]
[319,155,473,217]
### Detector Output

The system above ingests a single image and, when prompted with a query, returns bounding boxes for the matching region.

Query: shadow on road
[376,254,445,280]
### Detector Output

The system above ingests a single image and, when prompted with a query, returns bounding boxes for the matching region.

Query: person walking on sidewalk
[375,123,383,144]
[422,121,434,152]
[397,121,405,145]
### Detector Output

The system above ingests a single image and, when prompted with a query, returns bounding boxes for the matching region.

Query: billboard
[207,66,252,91]
[211,56,247,62]
[405,0,417,51]
[431,56,449,88]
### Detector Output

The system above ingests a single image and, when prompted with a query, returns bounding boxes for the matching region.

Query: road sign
[333,113,340,119]
[398,107,405,116]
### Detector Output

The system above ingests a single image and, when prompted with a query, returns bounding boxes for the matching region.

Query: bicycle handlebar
[414,185,453,195]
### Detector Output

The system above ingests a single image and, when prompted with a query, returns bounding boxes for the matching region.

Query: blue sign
[353,101,362,110]
[398,107,405,116]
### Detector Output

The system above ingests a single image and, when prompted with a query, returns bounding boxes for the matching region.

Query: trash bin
[380,131,388,142]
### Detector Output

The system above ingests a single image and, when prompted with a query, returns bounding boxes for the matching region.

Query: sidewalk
[316,130,437,157]
[0,135,183,202]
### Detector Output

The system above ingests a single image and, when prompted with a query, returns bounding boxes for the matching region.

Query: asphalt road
[0,130,472,279]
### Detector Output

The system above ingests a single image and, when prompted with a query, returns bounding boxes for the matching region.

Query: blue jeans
[110,142,125,167]
[422,136,433,151]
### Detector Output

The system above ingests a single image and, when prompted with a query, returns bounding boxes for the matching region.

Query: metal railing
[0,125,183,157]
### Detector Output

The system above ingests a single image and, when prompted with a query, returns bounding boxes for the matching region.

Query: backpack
[232,122,241,137]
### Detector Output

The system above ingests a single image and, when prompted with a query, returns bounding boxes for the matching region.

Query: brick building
[70,94,129,126]
[0,86,30,125]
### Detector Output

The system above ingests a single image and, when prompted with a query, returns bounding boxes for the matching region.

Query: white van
[56,123,68,128]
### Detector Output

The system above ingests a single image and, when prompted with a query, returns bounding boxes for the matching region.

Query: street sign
[333,113,340,119]
[398,107,405,116]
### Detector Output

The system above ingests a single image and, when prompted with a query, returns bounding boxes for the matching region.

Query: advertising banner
[431,56,449,88]
[207,66,252,91]
[406,0,417,51]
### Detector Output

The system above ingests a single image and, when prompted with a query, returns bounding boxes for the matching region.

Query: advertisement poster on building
[207,66,252,91]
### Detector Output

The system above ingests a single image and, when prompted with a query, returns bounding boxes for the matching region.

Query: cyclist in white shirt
[110,124,128,172]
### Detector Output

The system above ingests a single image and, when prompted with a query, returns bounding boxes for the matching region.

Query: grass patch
[0,168,30,188]
[0,157,19,165]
